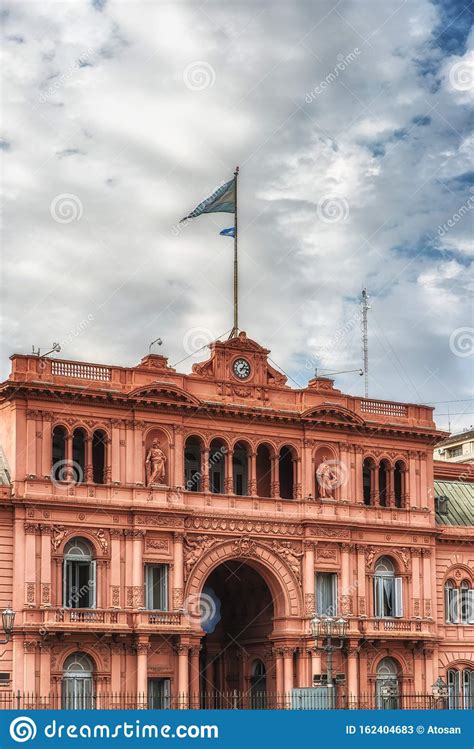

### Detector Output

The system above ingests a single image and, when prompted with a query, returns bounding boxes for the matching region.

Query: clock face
[232,357,251,380]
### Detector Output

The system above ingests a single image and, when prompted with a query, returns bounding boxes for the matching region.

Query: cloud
[1,0,473,434]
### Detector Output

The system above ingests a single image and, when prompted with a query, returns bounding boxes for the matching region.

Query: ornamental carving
[51,526,67,551]
[271,541,303,581]
[146,538,169,552]
[232,536,257,558]
[25,582,35,605]
[304,593,315,615]
[111,586,120,607]
[136,514,175,526]
[41,583,51,605]
[94,529,109,553]
[340,594,353,615]
[183,535,216,580]
[24,641,37,653]
[358,596,366,615]
[173,588,184,609]
[184,515,303,536]
[312,526,349,539]
[316,546,337,560]
[126,586,144,608]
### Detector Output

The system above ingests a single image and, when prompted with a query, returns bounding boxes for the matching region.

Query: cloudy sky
[1,0,473,433]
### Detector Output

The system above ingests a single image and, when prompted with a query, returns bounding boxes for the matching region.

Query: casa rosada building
[0,332,473,709]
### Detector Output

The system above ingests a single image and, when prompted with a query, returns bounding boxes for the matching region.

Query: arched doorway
[62,652,95,709]
[250,659,267,708]
[199,562,274,707]
[375,657,400,709]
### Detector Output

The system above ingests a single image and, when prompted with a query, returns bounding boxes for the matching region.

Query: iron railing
[0,691,470,710]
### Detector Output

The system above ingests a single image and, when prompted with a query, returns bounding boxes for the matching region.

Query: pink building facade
[0,332,472,708]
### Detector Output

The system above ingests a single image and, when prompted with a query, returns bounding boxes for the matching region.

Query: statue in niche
[145,439,166,485]
[316,455,338,498]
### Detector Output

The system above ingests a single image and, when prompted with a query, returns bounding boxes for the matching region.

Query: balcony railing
[22,608,183,631]
[359,617,434,635]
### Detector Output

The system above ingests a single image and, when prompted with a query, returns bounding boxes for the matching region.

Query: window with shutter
[145,564,168,610]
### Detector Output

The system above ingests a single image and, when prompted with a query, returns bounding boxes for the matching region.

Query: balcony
[21,607,184,634]
[357,617,436,638]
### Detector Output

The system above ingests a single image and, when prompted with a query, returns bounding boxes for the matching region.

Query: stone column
[274,648,284,696]
[23,641,37,690]
[371,465,379,505]
[340,543,352,614]
[421,549,432,619]
[419,451,428,507]
[387,466,395,507]
[201,448,210,492]
[111,422,121,484]
[177,643,189,707]
[110,530,121,608]
[135,639,150,706]
[85,436,93,483]
[310,648,321,683]
[41,414,52,478]
[411,549,421,618]
[40,525,52,607]
[356,545,367,617]
[338,443,349,500]
[189,645,201,708]
[39,642,51,698]
[283,647,294,699]
[248,451,257,496]
[347,641,359,701]
[134,423,144,485]
[303,540,315,616]
[354,447,364,503]
[173,533,184,611]
[224,450,233,494]
[24,524,37,607]
[302,439,314,498]
[26,412,37,477]
[132,530,144,608]
[408,451,418,508]
[65,433,73,464]
[110,643,123,695]
[125,423,135,484]
[271,455,280,498]
[173,427,184,488]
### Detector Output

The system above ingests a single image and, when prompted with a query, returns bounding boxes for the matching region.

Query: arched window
[362,458,374,505]
[209,439,226,494]
[63,538,96,609]
[445,580,458,623]
[250,659,267,708]
[233,442,248,496]
[256,444,272,498]
[52,426,67,481]
[62,652,94,709]
[279,446,294,500]
[374,557,403,618]
[378,460,389,507]
[72,428,86,483]
[92,430,106,484]
[460,580,473,625]
[394,461,405,508]
[376,657,400,709]
[184,436,202,491]
[448,668,474,709]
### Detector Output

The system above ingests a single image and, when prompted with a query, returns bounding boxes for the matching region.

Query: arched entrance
[199,562,274,705]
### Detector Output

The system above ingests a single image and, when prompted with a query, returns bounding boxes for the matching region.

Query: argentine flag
[180,178,235,222]
[219,227,235,237]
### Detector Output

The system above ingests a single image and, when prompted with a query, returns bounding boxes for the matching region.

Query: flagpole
[231,166,239,338]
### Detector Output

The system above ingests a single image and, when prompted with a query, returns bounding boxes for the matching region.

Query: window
[374,557,403,618]
[52,426,67,480]
[62,653,94,709]
[233,443,248,496]
[316,573,337,616]
[250,660,267,709]
[148,678,171,709]
[63,538,96,609]
[72,429,86,483]
[445,579,473,624]
[447,446,463,458]
[362,459,373,505]
[92,430,106,484]
[145,564,168,610]
[376,658,400,709]
[448,668,474,709]
[184,437,202,491]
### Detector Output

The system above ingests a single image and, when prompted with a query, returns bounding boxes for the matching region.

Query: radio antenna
[361,288,370,398]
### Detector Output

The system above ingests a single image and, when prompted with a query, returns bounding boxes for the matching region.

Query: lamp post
[311,615,348,708]
[432,677,448,710]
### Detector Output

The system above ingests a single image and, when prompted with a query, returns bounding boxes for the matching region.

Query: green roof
[434,480,474,527]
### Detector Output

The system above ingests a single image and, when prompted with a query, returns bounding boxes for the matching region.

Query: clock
[232,357,251,380]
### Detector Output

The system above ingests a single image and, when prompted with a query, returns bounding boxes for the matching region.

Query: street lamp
[0,608,15,644]
[311,615,348,707]
[432,677,449,709]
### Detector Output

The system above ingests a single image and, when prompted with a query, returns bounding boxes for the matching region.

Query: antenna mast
[361,288,370,398]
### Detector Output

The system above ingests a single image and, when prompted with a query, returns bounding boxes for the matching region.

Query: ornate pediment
[128,382,201,407]
[191,331,288,388]
[301,403,365,426]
